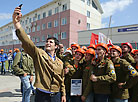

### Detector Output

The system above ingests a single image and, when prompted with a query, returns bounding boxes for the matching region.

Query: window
[48,10,52,16]
[43,12,46,18]
[22,21,24,26]
[32,37,35,42]
[33,17,36,22]
[47,22,52,28]
[87,11,90,18]
[32,26,36,32]
[38,14,40,20]
[42,24,46,30]
[36,37,40,42]
[87,0,90,6]
[29,18,32,23]
[61,32,67,39]
[61,18,67,25]
[53,33,58,40]
[25,20,28,25]
[92,1,98,10]
[55,7,59,14]
[29,28,31,33]
[62,4,67,11]
[37,25,40,31]
[25,29,28,33]
[47,34,52,38]
[42,35,46,41]
[87,23,90,30]
[54,20,58,27]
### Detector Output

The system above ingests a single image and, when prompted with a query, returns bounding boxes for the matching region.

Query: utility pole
[107,15,112,43]
[58,1,61,41]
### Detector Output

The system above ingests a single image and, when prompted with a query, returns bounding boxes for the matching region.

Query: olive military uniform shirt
[92,57,116,94]
[121,53,135,64]
[12,52,34,76]
[111,58,138,99]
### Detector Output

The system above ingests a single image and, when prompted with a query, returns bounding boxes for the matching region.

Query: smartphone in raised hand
[17,4,23,15]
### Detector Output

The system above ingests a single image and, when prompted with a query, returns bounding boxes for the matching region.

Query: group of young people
[12,6,138,102]
[58,42,138,102]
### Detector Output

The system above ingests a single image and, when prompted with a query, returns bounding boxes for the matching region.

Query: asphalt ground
[0,72,35,102]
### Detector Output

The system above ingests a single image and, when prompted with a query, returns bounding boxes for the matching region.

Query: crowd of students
[56,42,138,102]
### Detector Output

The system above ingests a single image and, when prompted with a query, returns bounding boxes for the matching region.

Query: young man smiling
[13,6,66,102]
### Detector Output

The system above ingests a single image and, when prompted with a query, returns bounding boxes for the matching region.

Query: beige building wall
[78,24,138,48]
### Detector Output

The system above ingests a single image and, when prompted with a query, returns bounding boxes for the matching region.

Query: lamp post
[58,1,61,41]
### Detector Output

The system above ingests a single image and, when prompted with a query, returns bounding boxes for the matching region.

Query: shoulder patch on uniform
[110,70,115,74]
[128,65,134,71]
[110,64,114,70]
[130,70,136,76]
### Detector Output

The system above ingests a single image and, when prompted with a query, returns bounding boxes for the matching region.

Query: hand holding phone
[17,4,23,15]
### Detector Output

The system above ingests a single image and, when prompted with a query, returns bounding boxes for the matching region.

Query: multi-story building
[0,0,103,52]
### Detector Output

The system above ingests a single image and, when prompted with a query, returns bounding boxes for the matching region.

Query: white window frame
[32,26,36,32]
[62,4,67,11]
[42,24,46,30]
[61,32,67,39]
[47,22,52,28]
[42,35,46,41]
[53,33,58,40]
[37,25,40,31]
[61,18,67,25]
[54,20,58,27]
[87,23,90,30]
[87,11,90,18]
[55,7,59,14]
[48,9,52,16]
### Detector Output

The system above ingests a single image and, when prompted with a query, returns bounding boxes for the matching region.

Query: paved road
[0,72,35,102]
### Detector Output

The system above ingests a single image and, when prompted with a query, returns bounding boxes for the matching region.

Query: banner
[98,32,107,44]
[12,29,31,40]
[90,33,98,45]
[90,32,112,45]
[12,29,18,40]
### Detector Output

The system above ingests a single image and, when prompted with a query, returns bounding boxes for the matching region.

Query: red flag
[90,33,99,45]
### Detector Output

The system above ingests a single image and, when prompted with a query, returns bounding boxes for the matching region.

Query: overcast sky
[0,0,137,28]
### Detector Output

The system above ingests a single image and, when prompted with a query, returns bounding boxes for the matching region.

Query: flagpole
[106,15,112,43]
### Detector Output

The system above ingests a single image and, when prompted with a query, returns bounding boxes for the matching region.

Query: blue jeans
[20,75,32,102]
[8,60,13,71]
[95,93,109,102]
[113,99,128,102]
[85,92,94,102]
[0,62,6,74]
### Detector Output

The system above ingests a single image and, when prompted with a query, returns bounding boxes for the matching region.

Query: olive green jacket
[121,53,135,64]
[111,58,138,99]
[82,61,94,97]
[12,52,34,76]
[129,63,138,102]
[16,27,65,96]
[92,57,116,94]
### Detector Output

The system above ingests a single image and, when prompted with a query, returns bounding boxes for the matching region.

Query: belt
[48,92,58,96]
[36,88,59,96]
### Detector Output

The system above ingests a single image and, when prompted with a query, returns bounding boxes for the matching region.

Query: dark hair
[46,37,59,46]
